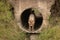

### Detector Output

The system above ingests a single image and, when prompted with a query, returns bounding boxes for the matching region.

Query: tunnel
[20,8,43,31]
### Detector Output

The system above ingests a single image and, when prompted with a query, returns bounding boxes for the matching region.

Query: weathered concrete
[9,0,55,33]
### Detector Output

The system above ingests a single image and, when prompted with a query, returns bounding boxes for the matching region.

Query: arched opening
[20,8,43,31]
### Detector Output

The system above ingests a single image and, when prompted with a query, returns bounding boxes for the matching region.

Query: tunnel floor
[21,8,43,31]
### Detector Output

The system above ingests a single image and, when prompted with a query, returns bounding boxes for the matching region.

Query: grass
[0,0,26,40]
[39,25,60,40]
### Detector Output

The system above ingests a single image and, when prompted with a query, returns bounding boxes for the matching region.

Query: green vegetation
[0,0,26,40]
[39,25,60,40]
[0,0,60,40]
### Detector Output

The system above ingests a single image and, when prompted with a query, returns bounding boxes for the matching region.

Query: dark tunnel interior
[21,8,43,31]
[34,16,43,30]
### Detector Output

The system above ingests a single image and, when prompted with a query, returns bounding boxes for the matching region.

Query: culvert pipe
[20,8,43,33]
